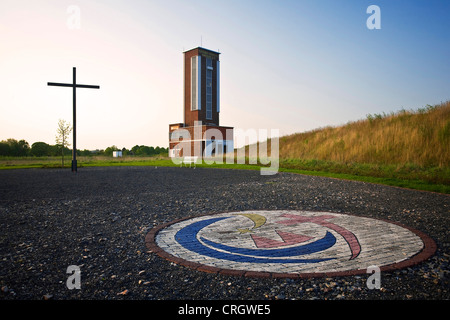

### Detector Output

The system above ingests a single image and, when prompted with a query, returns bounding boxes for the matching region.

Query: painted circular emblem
[146,211,436,278]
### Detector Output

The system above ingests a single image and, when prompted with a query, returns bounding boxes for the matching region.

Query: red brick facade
[183,48,220,126]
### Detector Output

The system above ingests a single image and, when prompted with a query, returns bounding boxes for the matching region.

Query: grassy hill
[259,101,450,193]
[280,101,449,167]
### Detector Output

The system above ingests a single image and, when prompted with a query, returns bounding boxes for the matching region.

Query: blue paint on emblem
[175,217,335,264]
[201,231,336,257]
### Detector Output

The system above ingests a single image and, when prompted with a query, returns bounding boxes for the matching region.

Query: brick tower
[169,47,233,158]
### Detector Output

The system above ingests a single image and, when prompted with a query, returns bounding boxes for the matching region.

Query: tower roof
[183,47,221,55]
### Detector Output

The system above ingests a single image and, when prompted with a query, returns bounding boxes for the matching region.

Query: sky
[1,0,449,150]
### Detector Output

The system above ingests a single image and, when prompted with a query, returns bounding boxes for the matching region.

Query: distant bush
[130,145,168,156]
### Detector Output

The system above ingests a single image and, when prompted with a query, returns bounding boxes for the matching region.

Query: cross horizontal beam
[47,82,100,89]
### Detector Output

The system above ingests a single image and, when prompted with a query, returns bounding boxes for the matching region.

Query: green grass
[0,156,174,169]
[0,155,448,194]
[278,158,449,194]
[278,167,449,194]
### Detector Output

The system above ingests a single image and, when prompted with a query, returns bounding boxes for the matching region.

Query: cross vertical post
[72,67,77,172]
[48,67,100,173]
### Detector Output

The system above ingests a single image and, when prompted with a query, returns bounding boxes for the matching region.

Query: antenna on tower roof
[200,35,202,47]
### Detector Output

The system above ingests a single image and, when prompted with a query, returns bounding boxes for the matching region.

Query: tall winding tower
[169,47,233,158]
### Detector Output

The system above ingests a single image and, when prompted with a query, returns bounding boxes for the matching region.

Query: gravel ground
[0,166,448,300]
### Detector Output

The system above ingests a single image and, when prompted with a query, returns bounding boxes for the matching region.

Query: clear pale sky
[1,0,449,150]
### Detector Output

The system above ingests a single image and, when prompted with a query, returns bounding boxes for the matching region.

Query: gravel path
[0,166,448,300]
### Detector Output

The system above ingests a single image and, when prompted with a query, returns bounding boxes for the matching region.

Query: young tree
[55,119,72,167]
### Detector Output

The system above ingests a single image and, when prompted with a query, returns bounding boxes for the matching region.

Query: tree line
[103,145,168,156]
[0,138,168,157]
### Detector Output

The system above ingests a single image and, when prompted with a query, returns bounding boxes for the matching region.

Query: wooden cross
[48,67,100,172]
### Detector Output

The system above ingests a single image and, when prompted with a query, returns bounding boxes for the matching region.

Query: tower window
[206,58,213,119]
[191,56,201,110]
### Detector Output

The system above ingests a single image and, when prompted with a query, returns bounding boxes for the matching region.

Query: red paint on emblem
[277,214,361,260]
[251,230,313,248]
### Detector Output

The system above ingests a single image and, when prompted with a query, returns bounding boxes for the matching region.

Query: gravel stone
[0,166,448,300]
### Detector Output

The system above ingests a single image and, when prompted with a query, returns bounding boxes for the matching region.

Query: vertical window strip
[191,56,197,110]
[206,58,212,119]
[197,56,201,110]
[191,56,202,111]
[216,60,220,113]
